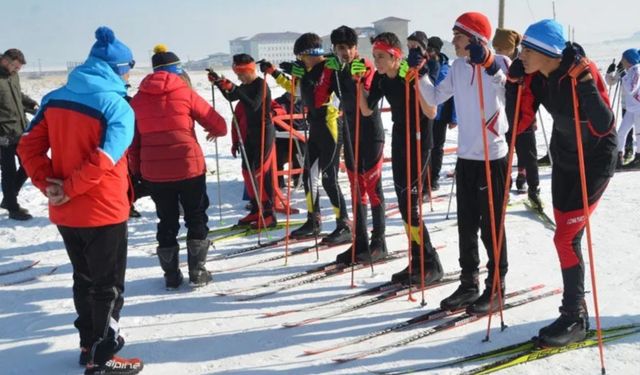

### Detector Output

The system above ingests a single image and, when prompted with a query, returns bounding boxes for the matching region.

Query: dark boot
[466,276,505,315]
[391,244,443,286]
[622,153,640,170]
[322,218,352,245]
[537,300,589,347]
[80,336,124,366]
[289,212,321,239]
[440,272,480,311]
[250,210,277,229]
[156,245,183,290]
[186,239,212,287]
[515,170,526,191]
[528,187,543,212]
[335,238,368,265]
[616,151,624,170]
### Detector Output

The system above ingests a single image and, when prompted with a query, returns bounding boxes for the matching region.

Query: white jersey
[621,64,640,113]
[419,54,511,161]
[606,70,627,110]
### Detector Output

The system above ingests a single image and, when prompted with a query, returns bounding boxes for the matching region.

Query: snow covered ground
[1,67,638,375]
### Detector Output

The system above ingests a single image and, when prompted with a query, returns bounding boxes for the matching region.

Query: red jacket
[129,71,227,182]
[17,57,134,227]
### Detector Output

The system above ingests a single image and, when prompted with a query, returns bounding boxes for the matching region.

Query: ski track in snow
[0,68,638,375]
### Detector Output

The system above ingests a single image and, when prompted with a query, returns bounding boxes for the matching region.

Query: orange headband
[372,41,403,58]
[232,62,256,74]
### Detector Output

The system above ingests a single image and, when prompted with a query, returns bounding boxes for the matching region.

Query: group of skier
[4,7,639,374]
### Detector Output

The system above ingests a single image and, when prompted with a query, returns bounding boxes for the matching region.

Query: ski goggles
[232,62,256,74]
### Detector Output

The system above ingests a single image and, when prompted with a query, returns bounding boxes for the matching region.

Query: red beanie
[453,12,492,43]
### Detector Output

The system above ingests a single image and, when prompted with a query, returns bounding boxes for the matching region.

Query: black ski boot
[290,212,321,239]
[515,171,526,192]
[391,244,443,286]
[335,239,370,265]
[322,218,352,245]
[537,301,589,347]
[622,153,640,170]
[156,245,183,290]
[186,239,212,287]
[616,151,624,170]
[440,272,480,311]
[466,276,505,315]
[80,336,125,366]
[528,187,543,212]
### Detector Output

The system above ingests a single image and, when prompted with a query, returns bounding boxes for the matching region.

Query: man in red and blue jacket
[17,27,143,374]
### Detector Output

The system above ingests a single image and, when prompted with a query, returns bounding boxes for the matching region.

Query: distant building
[229,32,301,64]
[321,17,410,59]
[184,52,231,70]
[66,61,83,72]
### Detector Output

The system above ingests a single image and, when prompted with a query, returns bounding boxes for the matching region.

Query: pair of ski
[331,287,563,363]
[219,249,412,301]
[0,264,59,287]
[300,283,541,355]
[376,323,640,374]
[0,260,41,276]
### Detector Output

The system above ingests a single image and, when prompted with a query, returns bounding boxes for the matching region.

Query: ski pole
[484,82,523,340]
[445,170,456,220]
[475,65,505,339]
[209,81,224,225]
[413,71,428,306]
[404,71,416,302]
[283,77,297,265]
[426,164,434,212]
[256,73,269,242]
[607,59,615,98]
[226,99,271,241]
[570,74,606,374]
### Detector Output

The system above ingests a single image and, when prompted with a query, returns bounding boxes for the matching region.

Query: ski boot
[289,212,321,239]
[321,218,352,245]
[157,245,183,290]
[186,239,212,287]
[440,272,480,311]
[466,276,505,315]
[536,301,589,347]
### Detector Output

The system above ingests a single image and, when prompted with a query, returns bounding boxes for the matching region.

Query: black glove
[407,48,430,77]
[607,61,616,74]
[559,42,586,73]
[508,58,526,82]
[258,60,276,75]
[206,69,220,83]
[279,60,305,77]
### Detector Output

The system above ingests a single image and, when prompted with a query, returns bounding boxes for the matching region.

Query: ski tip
[302,349,321,356]
[282,322,301,328]
[332,357,352,364]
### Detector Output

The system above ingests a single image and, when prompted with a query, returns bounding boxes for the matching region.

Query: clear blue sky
[2,0,637,69]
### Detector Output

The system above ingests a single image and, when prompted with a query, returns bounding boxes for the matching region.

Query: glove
[259,60,275,75]
[466,38,498,75]
[407,48,429,77]
[350,58,367,77]
[606,61,616,74]
[398,59,409,79]
[216,78,235,92]
[207,69,220,83]
[617,61,624,73]
[507,58,526,83]
[325,55,342,71]
[561,43,591,80]
[231,143,238,158]
[279,60,305,78]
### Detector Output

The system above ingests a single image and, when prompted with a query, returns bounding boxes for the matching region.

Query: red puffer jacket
[129,71,227,182]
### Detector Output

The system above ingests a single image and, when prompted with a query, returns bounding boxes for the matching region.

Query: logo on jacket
[485,111,500,137]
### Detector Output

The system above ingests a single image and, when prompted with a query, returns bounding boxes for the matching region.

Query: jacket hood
[65,56,128,96]
[138,70,187,95]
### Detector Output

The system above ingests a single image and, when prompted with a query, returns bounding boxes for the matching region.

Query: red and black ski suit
[315,58,386,251]
[223,77,276,210]
[506,58,617,312]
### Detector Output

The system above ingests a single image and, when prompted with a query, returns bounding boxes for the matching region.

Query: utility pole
[498,0,505,28]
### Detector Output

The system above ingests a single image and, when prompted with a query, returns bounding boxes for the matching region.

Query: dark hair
[233,53,254,65]
[427,36,444,53]
[294,33,322,55]
[331,26,358,47]
[407,31,429,51]
[370,32,402,50]
[2,48,26,64]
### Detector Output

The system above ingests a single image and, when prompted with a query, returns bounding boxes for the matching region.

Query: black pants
[456,158,508,281]
[430,118,448,182]
[58,221,128,364]
[149,174,210,248]
[303,123,348,221]
[391,123,435,256]
[551,167,610,310]
[0,144,28,210]
[507,129,539,189]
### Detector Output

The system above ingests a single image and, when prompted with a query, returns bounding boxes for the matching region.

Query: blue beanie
[622,48,640,66]
[89,26,134,75]
[521,19,566,58]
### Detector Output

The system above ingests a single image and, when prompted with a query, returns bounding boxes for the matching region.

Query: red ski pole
[570,74,606,373]
[404,71,416,302]
[484,82,523,339]
[475,65,505,340]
